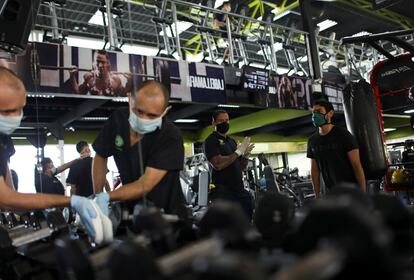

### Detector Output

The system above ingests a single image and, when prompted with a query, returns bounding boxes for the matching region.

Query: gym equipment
[343,79,387,180]
[371,194,414,255]
[290,197,397,279]
[254,192,295,248]
[342,29,414,192]
[55,199,261,280]
[180,153,210,214]
[0,210,68,249]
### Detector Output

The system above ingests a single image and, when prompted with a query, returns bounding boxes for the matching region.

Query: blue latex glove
[95,192,110,217]
[71,195,97,239]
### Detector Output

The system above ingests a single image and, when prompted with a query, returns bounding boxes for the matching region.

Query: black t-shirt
[0,134,15,179]
[36,173,65,195]
[307,126,358,189]
[402,149,414,170]
[92,108,185,214]
[204,131,244,192]
[66,157,94,197]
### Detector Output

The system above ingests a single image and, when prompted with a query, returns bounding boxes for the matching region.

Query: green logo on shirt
[219,139,225,145]
[115,135,124,150]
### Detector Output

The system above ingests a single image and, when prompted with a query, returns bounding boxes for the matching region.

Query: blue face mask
[129,111,162,134]
[0,113,23,135]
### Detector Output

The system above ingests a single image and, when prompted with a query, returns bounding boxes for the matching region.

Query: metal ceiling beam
[182,0,301,55]
[196,108,311,141]
[336,0,413,29]
[49,99,108,139]
[167,103,217,121]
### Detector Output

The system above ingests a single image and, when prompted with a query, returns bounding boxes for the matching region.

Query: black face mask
[216,122,229,134]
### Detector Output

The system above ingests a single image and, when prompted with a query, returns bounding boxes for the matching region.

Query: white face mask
[129,110,162,134]
[0,113,23,135]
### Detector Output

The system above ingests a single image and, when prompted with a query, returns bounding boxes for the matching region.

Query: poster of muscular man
[69,50,127,96]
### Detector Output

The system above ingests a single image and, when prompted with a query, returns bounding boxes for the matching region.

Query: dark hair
[132,80,170,108]
[95,49,109,60]
[76,140,88,153]
[313,99,334,113]
[41,157,52,169]
[212,109,228,121]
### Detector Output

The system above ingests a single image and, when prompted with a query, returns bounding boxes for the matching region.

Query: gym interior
[1,0,414,279]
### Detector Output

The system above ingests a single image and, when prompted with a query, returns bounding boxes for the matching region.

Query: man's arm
[0,176,70,210]
[108,167,167,201]
[104,180,111,192]
[310,159,321,198]
[347,149,367,192]
[92,154,108,193]
[56,158,80,174]
[70,184,77,196]
[210,153,240,171]
[70,68,79,94]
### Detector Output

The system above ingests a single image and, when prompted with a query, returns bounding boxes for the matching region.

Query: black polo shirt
[36,173,65,195]
[204,131,244,192]
[92,108,185,214]
[0,134,15,179]
[307,126,358,189]
[66,157,94,197]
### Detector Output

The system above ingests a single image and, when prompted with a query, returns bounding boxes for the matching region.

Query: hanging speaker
[0,0,41,54]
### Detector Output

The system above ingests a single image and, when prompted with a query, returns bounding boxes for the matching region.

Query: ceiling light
[218,104,240,108]
[404,109,414,114]
[66,36,105,49]
[46,132,52,136]
[317,19,337,32]
[113,97,128,102]
[81,117,109,121]
[88,10,118,26]
[159,21,193,37]
[121,44,159,56]
[11,137,26,140]
[384,128,396,133]
[174,119,199,123]
[351,31,372,37]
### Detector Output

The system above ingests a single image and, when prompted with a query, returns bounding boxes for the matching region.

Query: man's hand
[244,143,255,157]
[69,66,78,77]
[235,137,251,156]
[95,192,110,217]
[70,195,98,240]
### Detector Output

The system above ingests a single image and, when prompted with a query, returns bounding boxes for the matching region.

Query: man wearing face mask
[35,157,81,195]
[0,66,109,243]
[307,99,366,198]
[203,109,255,219]
[92,80,186,215]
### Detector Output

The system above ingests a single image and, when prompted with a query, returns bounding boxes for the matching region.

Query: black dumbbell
[253,192,295,248]
[0,210,69,249]
[289,197,398,280]
[54,201,259,280]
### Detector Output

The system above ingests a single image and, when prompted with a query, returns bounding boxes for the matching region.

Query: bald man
[0,66,105,241]
[92,80,186,215]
